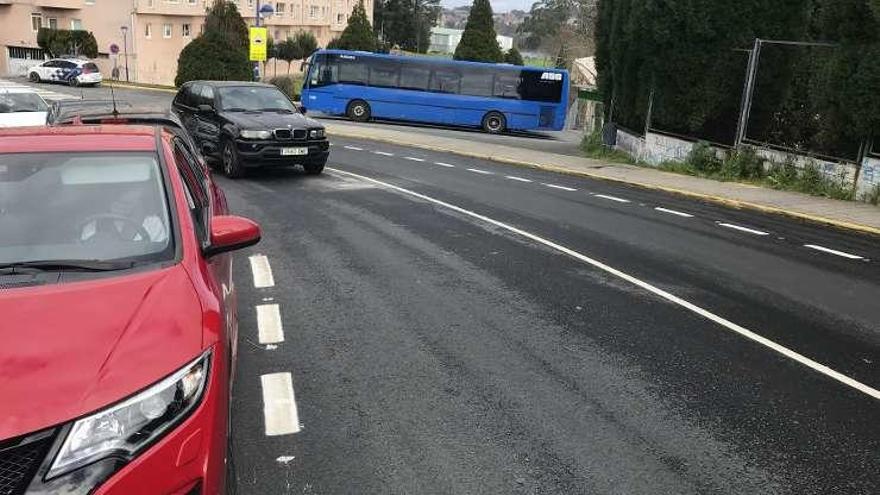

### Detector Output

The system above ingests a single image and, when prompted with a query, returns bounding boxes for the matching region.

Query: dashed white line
[505,175,533,182]
[543,183,577,192]
[328,167,880,401]
[248,254,275,288]
[654,207,695,218]
[595,194,631,203]
[343,145,363,151]
[373,151,394,156]
[804,244,864,260]
[467,168,494,175]
[404,156,426,162]
[261,373,301,436]
[434,161,456,168]
[256,304,285,344]
[718,222,770,236]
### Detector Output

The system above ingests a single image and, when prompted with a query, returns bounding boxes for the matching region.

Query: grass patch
[580,129,635,163]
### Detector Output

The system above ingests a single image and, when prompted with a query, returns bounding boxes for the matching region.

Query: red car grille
[0,435,52,495]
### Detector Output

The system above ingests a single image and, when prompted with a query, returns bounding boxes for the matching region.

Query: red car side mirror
[203,215,261,257]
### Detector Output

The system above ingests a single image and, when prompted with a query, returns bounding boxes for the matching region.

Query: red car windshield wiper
[0,259,137,273]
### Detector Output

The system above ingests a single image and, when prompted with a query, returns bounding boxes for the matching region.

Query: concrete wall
[753,147,858,185]
[858,156,880,200]
[615,128,647,162]
[644,132,695,165]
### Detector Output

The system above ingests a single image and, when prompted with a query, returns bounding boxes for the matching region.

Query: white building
[429,27,513,54]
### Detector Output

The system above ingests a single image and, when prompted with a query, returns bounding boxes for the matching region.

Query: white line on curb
[434,162,456,168]
[404,156,426,162]
[505,176,533,182]
[595,194,631,203]
[343,145,363,151]
[718,222,770,236]
[328,167,880,401]
[249,254,275,288]
[654,207,695,218]
[261,373,301,436]
[467,168,494,175]
[256,304,285,344]
[804,244,864,260]
[543,183,577,192]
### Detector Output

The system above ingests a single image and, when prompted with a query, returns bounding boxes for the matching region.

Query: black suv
[172,81,329,177]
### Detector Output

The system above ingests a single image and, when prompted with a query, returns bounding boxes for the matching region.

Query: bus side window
[400,66,430,91]
[430,68,461,94]
[494,72,521,99]
[337,58,367,85]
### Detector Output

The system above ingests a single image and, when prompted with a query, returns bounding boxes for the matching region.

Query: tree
[453,0,502,62]
[518,0,596,68]
[276,38,298,74]
[175,0,251,86]
[336,0,378,51]
[37,29,98,58]
[327,38,342,49]
[504,47,524,65]
[292,30,318,59]
[374,0,440,53]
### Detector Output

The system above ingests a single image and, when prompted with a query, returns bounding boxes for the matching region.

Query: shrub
[37,28,98,58]
[269,75,303,100]
[686,141,722,174]
[504,47,524,66]
[720,148,764,180]
[863,184,880,205]
[175,33,251,86]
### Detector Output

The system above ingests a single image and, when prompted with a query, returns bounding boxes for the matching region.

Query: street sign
[249,27,268,62]
[109,43,120,54]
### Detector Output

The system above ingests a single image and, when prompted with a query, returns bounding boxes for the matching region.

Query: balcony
[135,0,209,16]
[34,0,81,9]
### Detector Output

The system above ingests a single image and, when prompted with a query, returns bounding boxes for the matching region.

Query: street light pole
[120,25,129,82]
[414,0,420,53]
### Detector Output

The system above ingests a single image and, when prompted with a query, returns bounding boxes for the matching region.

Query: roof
[431,27,463,36]
[183,80,275,88]
[0,125,158,154]
[315,49,569,75]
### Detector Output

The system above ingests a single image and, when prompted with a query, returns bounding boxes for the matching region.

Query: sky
[441,0,533,13]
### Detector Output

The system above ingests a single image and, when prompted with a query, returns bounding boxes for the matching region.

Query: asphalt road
[221,137,880,494]
[14,78,880,493]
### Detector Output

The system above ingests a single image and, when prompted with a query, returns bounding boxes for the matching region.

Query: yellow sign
[249,27,268,62]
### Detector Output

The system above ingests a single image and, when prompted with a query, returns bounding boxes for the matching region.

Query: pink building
[0,0,372,85]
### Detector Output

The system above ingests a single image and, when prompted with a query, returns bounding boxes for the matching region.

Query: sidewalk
[325,121,880,236]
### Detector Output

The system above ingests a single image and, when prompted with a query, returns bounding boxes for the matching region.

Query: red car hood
[0,265,204,440]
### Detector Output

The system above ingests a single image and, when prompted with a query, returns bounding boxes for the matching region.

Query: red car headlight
[46,350,211,480]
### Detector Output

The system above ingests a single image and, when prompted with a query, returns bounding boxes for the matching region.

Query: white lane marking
[262,297,274,302]
[265,344,278,350]
[249,254,275,288]
[804,244,864,260]
[343,145,363,151]
[261,373,301,436]
[543,183,577,192]
[718,222,770,236]
[256,304,285,344]
[328,167,880,401]
[373,151,394,156]
[654,207,695,218]
[404,156,426,162]
[505,175,533,183]
[595,194,631,203]
[434,161,456,168]
[276,456,296,464]
[467,168,494,175]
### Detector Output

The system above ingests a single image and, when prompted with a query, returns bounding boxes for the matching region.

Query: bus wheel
[482,112,506,133]
[347,100,371,122]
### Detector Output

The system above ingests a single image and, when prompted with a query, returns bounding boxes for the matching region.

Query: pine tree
[504,47,524,65]
[337,0,378,52]
[175,0,251,86]
[453,0,502,62]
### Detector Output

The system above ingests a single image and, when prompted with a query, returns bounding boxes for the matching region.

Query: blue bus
[300,49,569,133]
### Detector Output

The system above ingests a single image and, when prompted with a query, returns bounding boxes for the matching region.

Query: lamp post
[120,25,129,82]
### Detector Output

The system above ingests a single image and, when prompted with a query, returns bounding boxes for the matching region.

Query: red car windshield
[0,152,174,266]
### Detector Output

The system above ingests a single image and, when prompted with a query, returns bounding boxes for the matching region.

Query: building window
[336,13,344,24]
[31,13,42,32]
[147,0,155,6]
[70,19,83,30]
[85,0,96,4]
[276,2,286,15]
[248,0,255,7]
[166,0,180,4]
[163,23,172,38]
[188,0,197,4]
[182,23,191,37]
[309,5,320,18]
[48,18,58,29]
[145,23,152,38]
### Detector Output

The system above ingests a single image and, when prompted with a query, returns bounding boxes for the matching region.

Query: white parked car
[27,58,103,87]
[0,88,49,127]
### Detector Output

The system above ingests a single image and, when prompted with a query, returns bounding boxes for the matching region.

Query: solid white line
[654,207,695,218]
[328,167,880,401]
[718,222,770,236]
[404,156,426,162]
[434,161,456,168]
[373,151,394,156]
[256,304,284,344]
[248,254,275,288]
[505,175,533,182]
[804,244,864,260]
[543,183,577,192]
[343,145,363,151]
[595,194,631,203]
[467,168,494,175]
[261,373,301,436]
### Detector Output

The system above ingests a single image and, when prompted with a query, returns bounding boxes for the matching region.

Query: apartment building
[0,0,372,85]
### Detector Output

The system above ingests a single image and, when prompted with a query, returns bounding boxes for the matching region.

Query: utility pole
[120,25,129,82]
[414,0,420,53]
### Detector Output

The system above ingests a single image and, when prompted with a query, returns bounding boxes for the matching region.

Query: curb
[326,126,880,237]
[105,82,177,93]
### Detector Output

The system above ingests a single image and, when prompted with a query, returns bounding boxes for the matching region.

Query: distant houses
[428,27,513,55]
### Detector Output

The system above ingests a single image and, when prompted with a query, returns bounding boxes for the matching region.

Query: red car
[0,124,260,494]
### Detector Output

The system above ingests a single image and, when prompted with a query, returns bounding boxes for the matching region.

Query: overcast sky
[441,0,533,13]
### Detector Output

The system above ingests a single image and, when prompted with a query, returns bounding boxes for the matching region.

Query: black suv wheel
[222,139,246,179]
